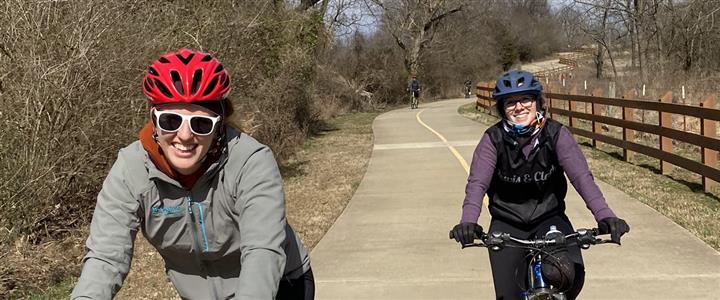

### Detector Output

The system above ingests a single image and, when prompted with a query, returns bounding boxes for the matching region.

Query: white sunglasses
[152,109,221,136]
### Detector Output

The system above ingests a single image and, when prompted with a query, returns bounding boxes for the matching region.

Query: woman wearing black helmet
[450,70,629,299]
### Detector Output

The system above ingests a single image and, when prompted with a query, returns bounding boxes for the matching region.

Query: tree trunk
[652,0,663,75]
[634,0,645,78]
[627,0,637,68]
[595,5,609,79]
[406,29,425,76]
[595,44,605,79]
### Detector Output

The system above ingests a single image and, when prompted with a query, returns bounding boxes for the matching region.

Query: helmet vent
[203,77,219,96]
[177,53,194,65]
[214,64,224,73]
[220,75,229,90]
[170,71,184,95]
[191,69,203,95]
[143,80,152,92]
[154,79,173,98]
[148,67,158,76]
[517,77,525,87]
[503,80,512,88]
[201,55,213,62]
[158,57,170,64]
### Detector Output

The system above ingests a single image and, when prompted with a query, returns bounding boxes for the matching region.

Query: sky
[325,0,572,40]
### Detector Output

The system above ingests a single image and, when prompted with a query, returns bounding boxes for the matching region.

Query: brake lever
[484,232,505,251]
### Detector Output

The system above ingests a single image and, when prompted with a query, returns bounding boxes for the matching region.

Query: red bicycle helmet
[143,49,230,105]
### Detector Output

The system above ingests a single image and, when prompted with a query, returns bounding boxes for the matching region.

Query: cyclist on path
[450,70,629,299]
[71,49,313,300]
[464,79,473,98]
[409,75,421,101]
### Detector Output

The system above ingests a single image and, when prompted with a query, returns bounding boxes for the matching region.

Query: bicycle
[464,85,471,98]
[450,226,611,300]
[410,91,419,109]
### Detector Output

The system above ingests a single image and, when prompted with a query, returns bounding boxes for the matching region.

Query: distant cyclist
[464,79,472,98]
[71,49,313,300]
[450,70,629,299]
[409,74,421,101]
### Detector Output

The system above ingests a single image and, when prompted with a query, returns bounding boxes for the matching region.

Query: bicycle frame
[523,252,565,300]
[410,91,418,109]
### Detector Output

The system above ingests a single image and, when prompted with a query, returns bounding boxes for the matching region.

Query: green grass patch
[458,102,500,125]
[459,103,720,250]
[14,278,75,300]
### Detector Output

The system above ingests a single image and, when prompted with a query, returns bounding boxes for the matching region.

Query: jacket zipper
[187,196,209,253]
[186,196,220,300]
[195,202,210,252]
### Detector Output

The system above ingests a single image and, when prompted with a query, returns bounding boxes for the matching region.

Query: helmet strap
[504,111,545,137]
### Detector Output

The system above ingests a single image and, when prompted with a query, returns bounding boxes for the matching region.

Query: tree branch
[423,5,463,32]
[299,0,322,11]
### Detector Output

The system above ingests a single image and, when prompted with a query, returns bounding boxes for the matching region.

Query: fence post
[491,82,497,116]
[475,82,487,112]
[659,91,674,175]
[546,90,554,120]
[569,85,578,128]
[483,82,494,116]
[622,90,636,162]
[591,88,604,148]
[701,95,718,192]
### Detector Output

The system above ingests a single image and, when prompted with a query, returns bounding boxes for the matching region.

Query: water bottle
[545,225,565,244]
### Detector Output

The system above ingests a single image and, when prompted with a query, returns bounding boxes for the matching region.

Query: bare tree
[572,0,625,78]
[365,0,463,78]
[324,0,375,38]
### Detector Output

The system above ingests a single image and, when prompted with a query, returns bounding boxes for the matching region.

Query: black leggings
[276,268,315,300]
[488,215,585,300]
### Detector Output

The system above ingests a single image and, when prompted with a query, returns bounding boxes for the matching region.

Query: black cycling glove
[451,222,484,246]
[598,217,630,245]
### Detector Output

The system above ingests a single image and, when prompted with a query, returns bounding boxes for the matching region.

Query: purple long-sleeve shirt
[461,126,616,223]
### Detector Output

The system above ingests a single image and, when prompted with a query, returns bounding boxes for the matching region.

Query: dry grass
[283,112,380,249]
[458,102,720,250]
[1,233,86,299]
[1,2,329,297]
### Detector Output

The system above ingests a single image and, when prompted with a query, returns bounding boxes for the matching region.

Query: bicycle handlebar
[449,227,608,250]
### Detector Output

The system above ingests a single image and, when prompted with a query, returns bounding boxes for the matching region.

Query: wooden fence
[475,82,720,192]
[533,65,574,79]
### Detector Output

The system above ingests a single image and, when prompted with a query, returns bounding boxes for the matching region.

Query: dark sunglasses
[152,109,221,136]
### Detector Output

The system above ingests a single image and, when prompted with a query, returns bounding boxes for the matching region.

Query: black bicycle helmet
[541,246,576,292]
[492,70,544,118]
[492,70,543,100]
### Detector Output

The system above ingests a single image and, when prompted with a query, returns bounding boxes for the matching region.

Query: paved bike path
[310,99,720,299]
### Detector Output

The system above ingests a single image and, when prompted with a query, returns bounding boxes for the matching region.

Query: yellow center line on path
[415,109,489,207]
[415,109,470,174]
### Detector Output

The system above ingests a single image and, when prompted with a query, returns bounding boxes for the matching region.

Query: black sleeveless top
[485,119,567,227]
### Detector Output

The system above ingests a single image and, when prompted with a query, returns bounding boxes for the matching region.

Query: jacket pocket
[145,198,194,253]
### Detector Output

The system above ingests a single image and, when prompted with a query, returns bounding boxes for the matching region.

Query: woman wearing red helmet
[71,49,313,299]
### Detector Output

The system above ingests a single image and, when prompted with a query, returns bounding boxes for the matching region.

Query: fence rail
[475,82,719,192]
[533,65,574,79]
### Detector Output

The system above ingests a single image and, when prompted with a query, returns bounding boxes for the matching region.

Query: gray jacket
[71,129,310,299]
